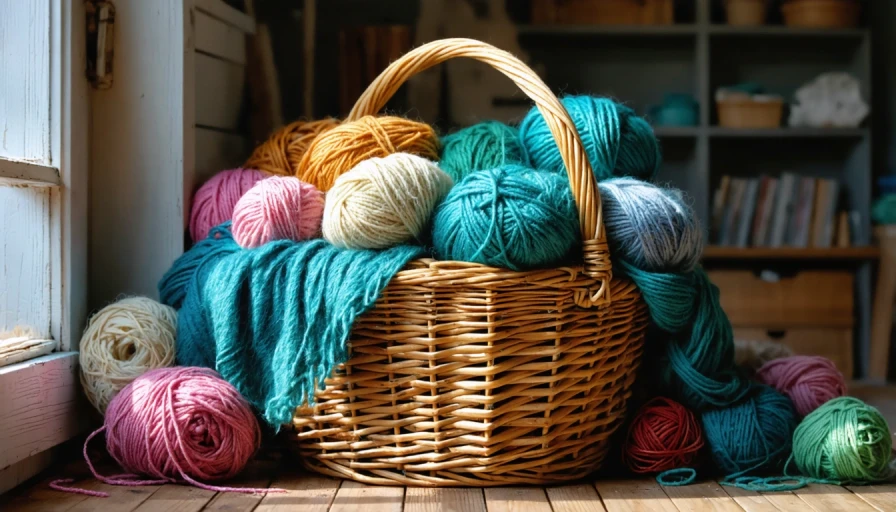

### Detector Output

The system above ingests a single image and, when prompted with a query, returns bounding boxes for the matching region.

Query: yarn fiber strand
[298,116,440,191]
[439,121,528,182]
[79,297,177,414]
[244,118,338,176]
[50,367,278,497]
[756,355,847,417]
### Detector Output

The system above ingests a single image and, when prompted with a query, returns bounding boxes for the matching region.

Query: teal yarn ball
[791,396,894,484]
[439,121,528,183]
[600,178,703,273]
[432,165,579,271]
[519,95,661,182]
[702,383,798,478]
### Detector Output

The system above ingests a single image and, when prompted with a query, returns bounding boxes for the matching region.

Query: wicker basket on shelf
[725,0,769,26]
[531,0,674,25]
[717,97,784,128]
[289,39,650,487]
[781,0,861,28]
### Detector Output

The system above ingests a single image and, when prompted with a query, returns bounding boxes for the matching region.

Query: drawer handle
[767,330,787,340]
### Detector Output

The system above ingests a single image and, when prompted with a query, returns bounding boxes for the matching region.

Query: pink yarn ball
[756,355,847,417]
[189,168,267,242]
[232,176,324,248]
[104,367,260,486]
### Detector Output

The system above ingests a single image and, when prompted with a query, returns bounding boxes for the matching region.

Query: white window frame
[0,0,88,493]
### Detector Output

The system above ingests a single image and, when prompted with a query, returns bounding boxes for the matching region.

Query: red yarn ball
[623,397,704,474]
[755,355,846,417]
[189,168,267,242]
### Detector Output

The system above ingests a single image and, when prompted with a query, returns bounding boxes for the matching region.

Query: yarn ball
[322,153,453,249]
[244,118,338,176]
[623,397,704,474]
[297,116,440,192]
[158,223,240,310]
[701,383,797,477]
[519,95,661,182]
[103,367,261,487]
[756,355,847,417]
[79,297,177,414]
[600,178,703,273]
[791,396,893,484]
[439,121,528,182]
[232,176,324,248]
[734,338,794,375]
[189,168,267,242]
[432,165,580,271]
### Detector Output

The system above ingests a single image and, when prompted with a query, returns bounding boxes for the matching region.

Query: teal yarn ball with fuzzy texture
[600,178,703,273]
[701,383,798,478]
[791,396,894,484]
[439,121,528,183]
[519,95,661,182]
[432,164,579,271]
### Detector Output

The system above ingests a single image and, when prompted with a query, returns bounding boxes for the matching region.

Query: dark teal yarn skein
[519,95,661,182]
[439,121,529,183]
[432,164,579,271]
[702,383,798,479]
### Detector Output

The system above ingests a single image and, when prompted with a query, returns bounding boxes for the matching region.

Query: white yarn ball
[322,152,454,249]
[79,296,177,414]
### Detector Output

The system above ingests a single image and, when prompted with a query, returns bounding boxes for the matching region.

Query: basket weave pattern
[289,39,649,486]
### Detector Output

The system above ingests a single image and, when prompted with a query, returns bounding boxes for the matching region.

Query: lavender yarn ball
[599,178,703,273]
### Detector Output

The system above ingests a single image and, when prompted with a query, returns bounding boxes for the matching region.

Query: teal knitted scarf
[162,224,423,427]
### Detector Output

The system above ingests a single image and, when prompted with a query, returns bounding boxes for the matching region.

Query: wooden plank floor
[6,385,896,511]
[7,464,896,512]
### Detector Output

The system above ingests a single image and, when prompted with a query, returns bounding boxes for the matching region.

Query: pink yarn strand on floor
[49,367,283,498]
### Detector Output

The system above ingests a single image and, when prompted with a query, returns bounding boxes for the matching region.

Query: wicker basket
[531,0,674,25]
[289,39,649,487]
[781,0,861,28]
[725,0,768,26]
[717,97,784,128]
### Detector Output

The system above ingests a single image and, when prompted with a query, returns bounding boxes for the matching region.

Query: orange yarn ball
[297,116,440,191]
[244,119,338,176]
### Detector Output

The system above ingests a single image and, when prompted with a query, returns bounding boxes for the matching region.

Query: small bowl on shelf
[725,0,769,26]
[781,0,861,29]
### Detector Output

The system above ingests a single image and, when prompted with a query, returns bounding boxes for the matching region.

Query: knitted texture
[322,153,453,249]
[298,116,440,192]
[244,119,338,176]
[756,355,847,417]
[78,297,177,414]
[439,121,528,183]
[519,95,661,182]
[432,165,579,270]
[164,224,424,427]
[232,176,324,248]
[189,168,267,243]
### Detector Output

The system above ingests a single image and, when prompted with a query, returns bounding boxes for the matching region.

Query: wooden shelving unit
[703,246,880,261]
[515,0,875,377]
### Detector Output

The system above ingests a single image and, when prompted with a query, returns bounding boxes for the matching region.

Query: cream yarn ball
[79,296,177,414]
[322,152,453,249]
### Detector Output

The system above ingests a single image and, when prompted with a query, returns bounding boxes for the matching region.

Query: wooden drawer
[735,327,853,379]
[709,270,853,328]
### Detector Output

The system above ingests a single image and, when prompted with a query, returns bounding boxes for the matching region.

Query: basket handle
[348,38,611,302]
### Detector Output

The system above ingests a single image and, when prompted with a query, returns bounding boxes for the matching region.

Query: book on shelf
[710,172,844,250]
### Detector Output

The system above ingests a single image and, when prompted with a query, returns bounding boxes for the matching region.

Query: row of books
[711,173,847,248]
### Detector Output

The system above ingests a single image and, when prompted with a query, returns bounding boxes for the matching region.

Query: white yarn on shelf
[79,296,177,414]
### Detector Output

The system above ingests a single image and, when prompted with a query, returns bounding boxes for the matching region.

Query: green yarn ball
[792,396,894,484]
[519,95,661,182]
[432,164,579,271]
[702,383,797,478]
[439,121,528,183]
